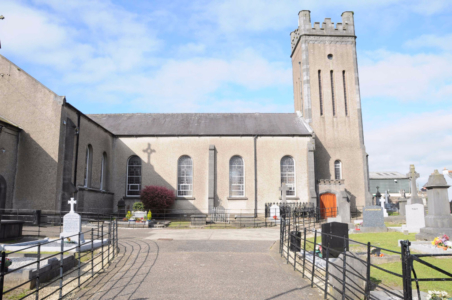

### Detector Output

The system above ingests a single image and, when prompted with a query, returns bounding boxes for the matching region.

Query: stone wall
[0,55,64,210]
[0,120,20,209]
[77,188,114,214]
[112,136,312,214]
[290,11,371,209]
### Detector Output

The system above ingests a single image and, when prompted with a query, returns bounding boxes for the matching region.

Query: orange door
[320,193,337,219]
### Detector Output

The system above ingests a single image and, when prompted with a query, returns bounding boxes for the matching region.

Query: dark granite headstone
[290,231,301,252]
[321,222,349,258]
[363,206,385,227]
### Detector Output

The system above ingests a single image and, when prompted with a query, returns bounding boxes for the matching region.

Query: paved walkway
[73,228,322,300]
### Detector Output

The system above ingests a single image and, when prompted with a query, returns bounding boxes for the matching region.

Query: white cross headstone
[59,198,85,243]
[379,197,388,217]
[279,183,289,203]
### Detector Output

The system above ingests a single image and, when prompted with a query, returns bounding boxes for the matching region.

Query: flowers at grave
[427,290,449,300]
[122,218,128,221]
[0,258,12,268]
[135,217,141,222]
[126,211,132,220]
[147,210,152,221]
[431,235,451,250]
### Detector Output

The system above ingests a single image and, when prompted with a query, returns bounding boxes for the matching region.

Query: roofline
[0,116,21,130]
[115,134,313,138]
[63,102,116,137]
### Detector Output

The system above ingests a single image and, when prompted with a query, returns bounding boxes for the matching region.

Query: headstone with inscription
[321,222,349,258]
[269,204,280,220]
[59,198,85,243]
[362,206,385,228]
[401,203,425,233]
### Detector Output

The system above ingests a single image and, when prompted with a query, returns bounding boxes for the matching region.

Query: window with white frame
[100,152,107,191]
[335,160,342,180]
[229,156,244,197]
[83,145,93,187]
[127,156,141,196]
[280,156,295,196]
[177,156,193,197]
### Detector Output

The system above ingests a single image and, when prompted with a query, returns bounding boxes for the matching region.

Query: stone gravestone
[279,183,288,202]
[379,197,388,217]
[401,204,425,233]
[321,222,349,258]
[362,206,387,232]
[407,164,423,205]
[417,170,452,240]
[269,204,280,220]
[60,198,85,243]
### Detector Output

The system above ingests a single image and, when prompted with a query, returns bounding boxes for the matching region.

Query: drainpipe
[254,135,258,218]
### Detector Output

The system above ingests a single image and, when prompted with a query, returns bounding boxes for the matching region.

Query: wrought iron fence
[279,208,452,299]
[0,218,119,300]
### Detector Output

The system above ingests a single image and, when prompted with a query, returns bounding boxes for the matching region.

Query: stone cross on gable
[68,197,76,213]
[279,183,288,202]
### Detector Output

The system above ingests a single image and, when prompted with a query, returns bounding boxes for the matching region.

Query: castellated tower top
[290,10,355,51]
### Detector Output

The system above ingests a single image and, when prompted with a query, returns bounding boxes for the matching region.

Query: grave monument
[407,165,423,205]
[60,198,85,243]
[321,222,348,258]
[379,197,388,217]
[401,203,425,233]
[417,170,452,240]
[361,206,387,232]
[398,190,407,216]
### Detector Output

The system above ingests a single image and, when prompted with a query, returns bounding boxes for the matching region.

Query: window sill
[77,186,114,195]
[227,197,248,200]
[177,197,195,200]
[278,197,300,200]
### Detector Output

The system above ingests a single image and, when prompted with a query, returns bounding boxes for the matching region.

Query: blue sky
[1,0,452,185]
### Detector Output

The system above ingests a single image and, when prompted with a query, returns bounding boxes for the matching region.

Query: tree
[140,186,175,213]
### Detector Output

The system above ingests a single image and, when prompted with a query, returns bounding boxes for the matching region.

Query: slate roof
[87,113,312,136]
[369,172,408,179]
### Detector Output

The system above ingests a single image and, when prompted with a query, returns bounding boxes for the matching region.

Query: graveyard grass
[370,257,452,294]
[304,232,452,294]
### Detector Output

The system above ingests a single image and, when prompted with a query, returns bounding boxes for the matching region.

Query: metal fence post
[0,251,5,300]
[286,214,291,264]
[311,229,317,287]
[108,219,111,264]
[78,232,81,288]
[36,243,41,300]
[302,227,307,278]
[341,238,347,300]
[91,229,94,278]
[116,218,119,254]
[401,240,413,299]
[59,237,64,299]
[101,224,104,270]
[324,246,330,299]
[365,242,371,300]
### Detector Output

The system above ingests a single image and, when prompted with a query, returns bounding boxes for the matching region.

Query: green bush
[133,201,144,211]
[126,211,132,219]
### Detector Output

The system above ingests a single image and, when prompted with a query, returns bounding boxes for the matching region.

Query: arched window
[83,145,93,187]
[178,156,193,197]
[280,156,295,196]
[335,160,342,180]
[100,152,107,191]
[127,156,141,196]
[229,156,244,197]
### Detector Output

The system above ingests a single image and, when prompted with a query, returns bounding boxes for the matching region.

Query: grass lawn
[371,257,452,295]
[385,222,404,227]
[302,231,452,295]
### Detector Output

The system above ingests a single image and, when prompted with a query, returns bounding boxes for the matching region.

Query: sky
[1,0,452,186]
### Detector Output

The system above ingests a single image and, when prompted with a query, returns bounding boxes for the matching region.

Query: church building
[0,10,371,216]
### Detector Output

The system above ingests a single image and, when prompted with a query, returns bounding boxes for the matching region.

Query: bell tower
[290,10,371,208]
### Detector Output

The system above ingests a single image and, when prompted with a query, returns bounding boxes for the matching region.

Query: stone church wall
[0,122,20,209]
[112,136,312,214]
[0,55,65,210]
[63,106,114,212]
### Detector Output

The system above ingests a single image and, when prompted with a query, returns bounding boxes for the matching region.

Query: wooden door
[320,193,337,219]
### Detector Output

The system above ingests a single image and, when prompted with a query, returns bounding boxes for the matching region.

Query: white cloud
[367,109,452,185]
[405,34,452,51]
[359,50,452,101]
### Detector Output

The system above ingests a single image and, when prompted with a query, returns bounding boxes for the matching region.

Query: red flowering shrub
[140,186,175,213]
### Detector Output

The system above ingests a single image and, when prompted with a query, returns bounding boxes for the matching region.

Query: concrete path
[73,228,322,300]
